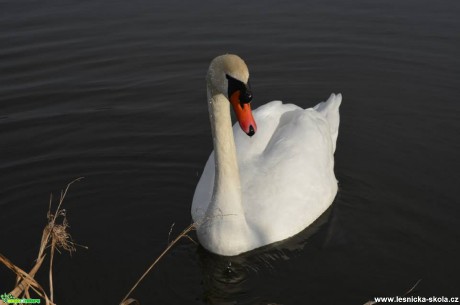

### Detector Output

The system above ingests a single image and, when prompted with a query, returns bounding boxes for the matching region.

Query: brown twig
[0,178,85,305]
[120,223,196,305]
[363,279,422,305]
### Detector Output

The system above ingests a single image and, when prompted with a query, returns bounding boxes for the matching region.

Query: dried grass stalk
[119,223,196,305]
[363,279,422,305]
[0,178,85,305]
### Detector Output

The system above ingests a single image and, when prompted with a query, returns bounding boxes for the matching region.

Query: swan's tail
[314,93,342,153]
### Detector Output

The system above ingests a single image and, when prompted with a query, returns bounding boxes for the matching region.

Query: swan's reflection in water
[196,206,334,305]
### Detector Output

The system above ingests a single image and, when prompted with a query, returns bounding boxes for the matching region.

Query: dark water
[1,0,459,304]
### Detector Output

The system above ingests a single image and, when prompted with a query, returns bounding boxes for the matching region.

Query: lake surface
[1,0,459,304]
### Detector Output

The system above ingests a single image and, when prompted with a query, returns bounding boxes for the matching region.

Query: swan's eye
[226,74,252,104]
[240,90,252,103]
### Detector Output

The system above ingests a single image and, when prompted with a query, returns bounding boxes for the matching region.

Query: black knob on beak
[247,125,255,137]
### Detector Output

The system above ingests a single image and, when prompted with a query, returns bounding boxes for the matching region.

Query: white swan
[192,54,342,256]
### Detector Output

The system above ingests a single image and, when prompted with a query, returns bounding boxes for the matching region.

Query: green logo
[0,293,40,304]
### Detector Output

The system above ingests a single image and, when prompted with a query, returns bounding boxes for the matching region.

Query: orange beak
[230,91,257,136]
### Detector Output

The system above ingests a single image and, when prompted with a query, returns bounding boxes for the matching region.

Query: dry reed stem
[363,279,422,305]
[0,178,85,305]
[120,223,196,305]
[120,299,140,305]
[0,253,50,304]
[119,213,238,305]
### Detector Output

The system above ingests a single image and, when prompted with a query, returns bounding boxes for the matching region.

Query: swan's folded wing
[240,108,338,241]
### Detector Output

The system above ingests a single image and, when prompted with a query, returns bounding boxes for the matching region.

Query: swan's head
[207,54,257,137]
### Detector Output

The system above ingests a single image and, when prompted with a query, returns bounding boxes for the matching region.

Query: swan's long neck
[205,81,244,218]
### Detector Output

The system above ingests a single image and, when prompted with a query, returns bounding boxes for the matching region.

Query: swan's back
[192,93,342,247]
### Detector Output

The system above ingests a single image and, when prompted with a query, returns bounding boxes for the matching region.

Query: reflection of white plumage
[192,54,342,256]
